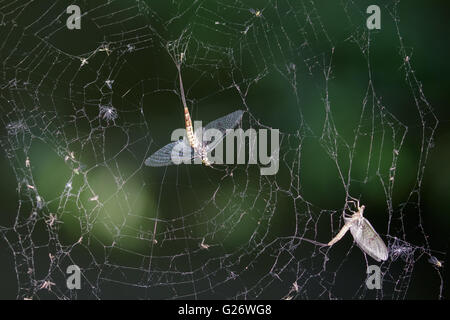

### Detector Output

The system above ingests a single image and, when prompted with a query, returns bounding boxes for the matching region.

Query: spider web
[0,0,445,299]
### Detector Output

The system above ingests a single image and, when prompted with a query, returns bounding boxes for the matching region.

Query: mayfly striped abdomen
[145,64,244,167]
[328,200,389,262]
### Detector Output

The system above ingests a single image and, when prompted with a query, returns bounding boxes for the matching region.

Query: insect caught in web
[428,256,443,268]
[249,8,263,17]
[327,199,389,262]
[145,63,244,167]
[99,104,118,122]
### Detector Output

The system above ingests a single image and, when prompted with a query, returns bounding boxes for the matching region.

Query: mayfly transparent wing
[145,140,198,167]
[204,110,244,135]
[145,141,180,167]
[203,110,244,151]
[350,218,389,262]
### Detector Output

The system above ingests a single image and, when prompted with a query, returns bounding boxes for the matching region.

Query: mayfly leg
[328,223,351,246]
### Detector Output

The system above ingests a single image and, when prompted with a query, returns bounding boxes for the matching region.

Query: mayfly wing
[203,110,244,151]
[145,140,197,167]
[145,141,179,167]
[350,217,389,262]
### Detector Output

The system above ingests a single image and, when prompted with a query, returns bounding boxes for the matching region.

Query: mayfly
[428,256,443,268]
[145,64,244,167]
[328,200,389,262]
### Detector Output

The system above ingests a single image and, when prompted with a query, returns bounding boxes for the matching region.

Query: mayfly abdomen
[200,147,211,166]
[184,106,199,149]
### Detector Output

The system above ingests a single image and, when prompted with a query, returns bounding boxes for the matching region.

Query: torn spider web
[0,1,445,299]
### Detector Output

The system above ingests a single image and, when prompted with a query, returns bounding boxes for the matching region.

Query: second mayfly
[145,61,244,167]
